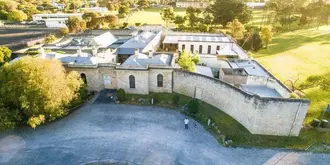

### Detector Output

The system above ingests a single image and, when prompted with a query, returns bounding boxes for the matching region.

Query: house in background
[162,32,248,59]
[176,0,210,8]
[32,13,83,28]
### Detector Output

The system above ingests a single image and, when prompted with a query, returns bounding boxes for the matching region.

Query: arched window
[157,74,163,87]
[80,73,87,85]
[129,75,135,88]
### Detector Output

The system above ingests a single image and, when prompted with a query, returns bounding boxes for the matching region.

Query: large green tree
[227,19,246,40]
[160,7,175,27]
[137,0,150,9]
[178,50,200,72]
[82,12,101,29]
[0,56,84,129]
[210,0,252,27]
[67,16,86,33]
[0,46,11,66]
[8,10,28,22]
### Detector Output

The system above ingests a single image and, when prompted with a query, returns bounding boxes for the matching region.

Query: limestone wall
[148,69,173,93]
[65,67,103,91]
[173,70,309,136]
[116,69,149,95]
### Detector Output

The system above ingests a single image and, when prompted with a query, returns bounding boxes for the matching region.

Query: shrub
[116,88,126,102]
[135,22,141,27]
[186,98,200,115]
[44,34,57,44]
[172,93,180,105]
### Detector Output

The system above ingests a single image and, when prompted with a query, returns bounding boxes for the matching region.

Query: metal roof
[118,32,157,55]
[240,85,282,98]
[163,35,231,44]
[122,53,172,68]
[229,60,270,77]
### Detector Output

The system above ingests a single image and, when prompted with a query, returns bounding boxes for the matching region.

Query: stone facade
[63,65,309,136]
[149,68,173,93]
[116,69,150,95]
[173,70,309,136]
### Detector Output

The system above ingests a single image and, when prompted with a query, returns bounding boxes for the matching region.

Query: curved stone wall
[173,70,310,136]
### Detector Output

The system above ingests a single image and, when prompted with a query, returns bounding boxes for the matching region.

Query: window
[207,45,211,54]
[182,44,185,51]
[80,73,87,85]
[190,45,194,53]
[157,74,163,87]
[199,45,203,54]
[129,75,135,88]
[216,46,220,51]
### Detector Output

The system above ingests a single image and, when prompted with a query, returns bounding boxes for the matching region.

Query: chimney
[148,50,153,58]
[77,49,82,56]
[92,47,98,56]
[134,48,139,56]
[39,48,45,56]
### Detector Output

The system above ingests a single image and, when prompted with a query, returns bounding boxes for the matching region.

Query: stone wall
[65,66,103,91]
[148,68,173,93]
[116,69,149,95]
[173,70,309,136]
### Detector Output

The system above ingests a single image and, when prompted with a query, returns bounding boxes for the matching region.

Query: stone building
[36,29,309,136]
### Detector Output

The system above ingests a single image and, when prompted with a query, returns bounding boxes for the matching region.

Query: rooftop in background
[121,52,173,69]
[163,32,230,44]
[240,85,282,98]
[118,31,158,55]
[41,51,112,65]
[195,65,214,77]
[44,32,117,50]
[228,60,270,78]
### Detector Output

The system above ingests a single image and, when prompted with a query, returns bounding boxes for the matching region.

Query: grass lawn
[126,8,186,25]
[254,25,330,124]
[248,9,264,27]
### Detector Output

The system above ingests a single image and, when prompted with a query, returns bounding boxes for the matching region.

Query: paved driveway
[0,104,329,165]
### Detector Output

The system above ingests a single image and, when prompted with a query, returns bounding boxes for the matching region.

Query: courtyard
[0,102,329,165]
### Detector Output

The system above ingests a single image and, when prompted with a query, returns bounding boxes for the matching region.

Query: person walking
[184,118,189,129]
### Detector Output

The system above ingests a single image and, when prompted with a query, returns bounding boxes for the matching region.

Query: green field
[255,25,330,123]
[126,8,186,25]
[248,9,264,26]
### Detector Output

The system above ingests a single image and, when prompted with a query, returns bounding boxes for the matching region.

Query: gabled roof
[89,32,117,48]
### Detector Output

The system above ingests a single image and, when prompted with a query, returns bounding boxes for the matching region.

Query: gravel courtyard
[0,103,329,165]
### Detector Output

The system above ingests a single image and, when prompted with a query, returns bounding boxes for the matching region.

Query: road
[0,104,329,165]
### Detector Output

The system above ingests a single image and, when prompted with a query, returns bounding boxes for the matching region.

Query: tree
[0,46,11,66]
[178,50,196,72]
[8,10,28,22]
[44,34,57,44]
[0,10,8,20]
[103,15,119,28]
[137,0,150,9]
[174,15,186,30]
[59,27,69,36]
[186,7,202,31]
[186,99,200,115]
[67,16,86,33]
[0,56,83,129]
[160,7,175,27]
[211,0,252,27]
[227,19,246,40]
[82,12,101,29]
[116,88,126,102]
[202,10,214,32]
[118,5,130,15]
[260,25,273,48]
